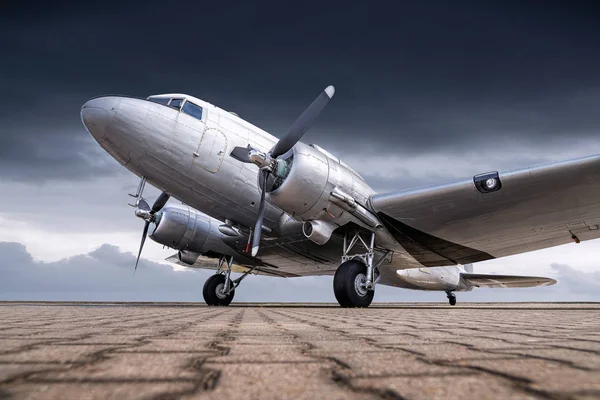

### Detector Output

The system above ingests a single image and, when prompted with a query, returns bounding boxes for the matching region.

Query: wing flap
[370,154,600,263]
[461,273,557,288]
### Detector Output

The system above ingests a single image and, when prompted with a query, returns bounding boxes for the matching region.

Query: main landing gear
[203,273,235,306]
[203,255,257,306]
[333,230,392,308]
[446,290,457,306]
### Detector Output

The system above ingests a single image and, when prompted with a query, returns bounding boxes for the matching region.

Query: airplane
[80,85,583,308]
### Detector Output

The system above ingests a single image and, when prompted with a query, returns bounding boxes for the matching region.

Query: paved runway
[0,303,599,399]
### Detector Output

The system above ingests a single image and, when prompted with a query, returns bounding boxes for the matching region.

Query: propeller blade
[251,170,269,256]
[230,146,253,163]
[270,85,335,158]
[137,199,150,211]
[134,221,150,274]
[151,192,170,214]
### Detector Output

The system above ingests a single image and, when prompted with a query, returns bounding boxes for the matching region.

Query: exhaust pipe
[302,220,337,245]
[178,250,201,265]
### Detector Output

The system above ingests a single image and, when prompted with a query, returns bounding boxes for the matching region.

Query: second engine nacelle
[149,206,233,256]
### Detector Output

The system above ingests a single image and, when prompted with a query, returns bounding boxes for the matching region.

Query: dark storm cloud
[2,1,600,181]
[0,241,598,302]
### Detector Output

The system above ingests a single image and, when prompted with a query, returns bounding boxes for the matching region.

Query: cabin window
[148,97,169,105]
[169,98,184,110]
[182,101,203,121]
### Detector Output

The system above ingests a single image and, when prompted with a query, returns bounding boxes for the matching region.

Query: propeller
[230,145,253,163]
[135,220,150,274]
[134,192,170,273]
[251,169,269,256]
[230,85,335,256]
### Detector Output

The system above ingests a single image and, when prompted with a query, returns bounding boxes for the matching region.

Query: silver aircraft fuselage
[82,94,290,231]
[80,94,472,290]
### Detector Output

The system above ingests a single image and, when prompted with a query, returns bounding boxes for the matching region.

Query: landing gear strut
[203,255,257,306]
[333,230,392,308]
[446,290,457,306]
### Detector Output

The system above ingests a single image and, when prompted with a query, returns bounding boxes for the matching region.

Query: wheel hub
[354,273,369,297]
[215,283,227,299]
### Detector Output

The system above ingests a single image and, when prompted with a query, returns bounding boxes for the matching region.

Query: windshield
[146,97,204,121]
[169,98,183,110]
[148,97,169,105]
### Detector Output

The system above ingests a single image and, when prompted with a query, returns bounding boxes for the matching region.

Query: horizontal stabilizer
[461,273,556,288]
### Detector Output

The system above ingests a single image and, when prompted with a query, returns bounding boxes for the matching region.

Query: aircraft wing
[461,273,557,288]
[164,254,298,278]
[370,155,600,267]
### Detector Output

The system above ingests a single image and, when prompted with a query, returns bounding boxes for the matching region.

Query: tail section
[461,273,556,288]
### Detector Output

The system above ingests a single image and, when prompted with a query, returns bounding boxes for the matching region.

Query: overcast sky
[2,0,600,302]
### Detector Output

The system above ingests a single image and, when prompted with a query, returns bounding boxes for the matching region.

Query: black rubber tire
[333,260,374,308]
[448,296,456,306]
[203,274,235,306]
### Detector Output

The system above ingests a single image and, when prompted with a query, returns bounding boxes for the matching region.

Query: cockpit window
[182,101,203,121]
[148,97,169,105]
[169,98,183,110]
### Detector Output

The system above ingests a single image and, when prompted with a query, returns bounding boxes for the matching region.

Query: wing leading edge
[370,154,600,266]
[461,273,557,288]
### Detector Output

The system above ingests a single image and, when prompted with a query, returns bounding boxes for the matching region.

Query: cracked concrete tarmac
[0,303,599,400]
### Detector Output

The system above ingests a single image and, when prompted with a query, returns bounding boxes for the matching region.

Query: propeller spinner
[230,85,335,256]
[133,192,170,273]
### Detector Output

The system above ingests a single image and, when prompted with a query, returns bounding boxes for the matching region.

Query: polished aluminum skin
[80,92,571,292]
[149,206,234,258]
[370,154,600,258]
[394,265,556,291]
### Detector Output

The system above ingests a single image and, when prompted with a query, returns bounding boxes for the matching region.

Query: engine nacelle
[266,143,374,224]
[266,143,329,220]
[149,206,233,256]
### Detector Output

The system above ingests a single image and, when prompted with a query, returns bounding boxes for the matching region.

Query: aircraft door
[194,127,227,173]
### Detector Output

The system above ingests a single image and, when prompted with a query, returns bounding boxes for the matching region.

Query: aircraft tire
[203,274,235,306]
[333,260,374,308]
[446,291,457,306]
